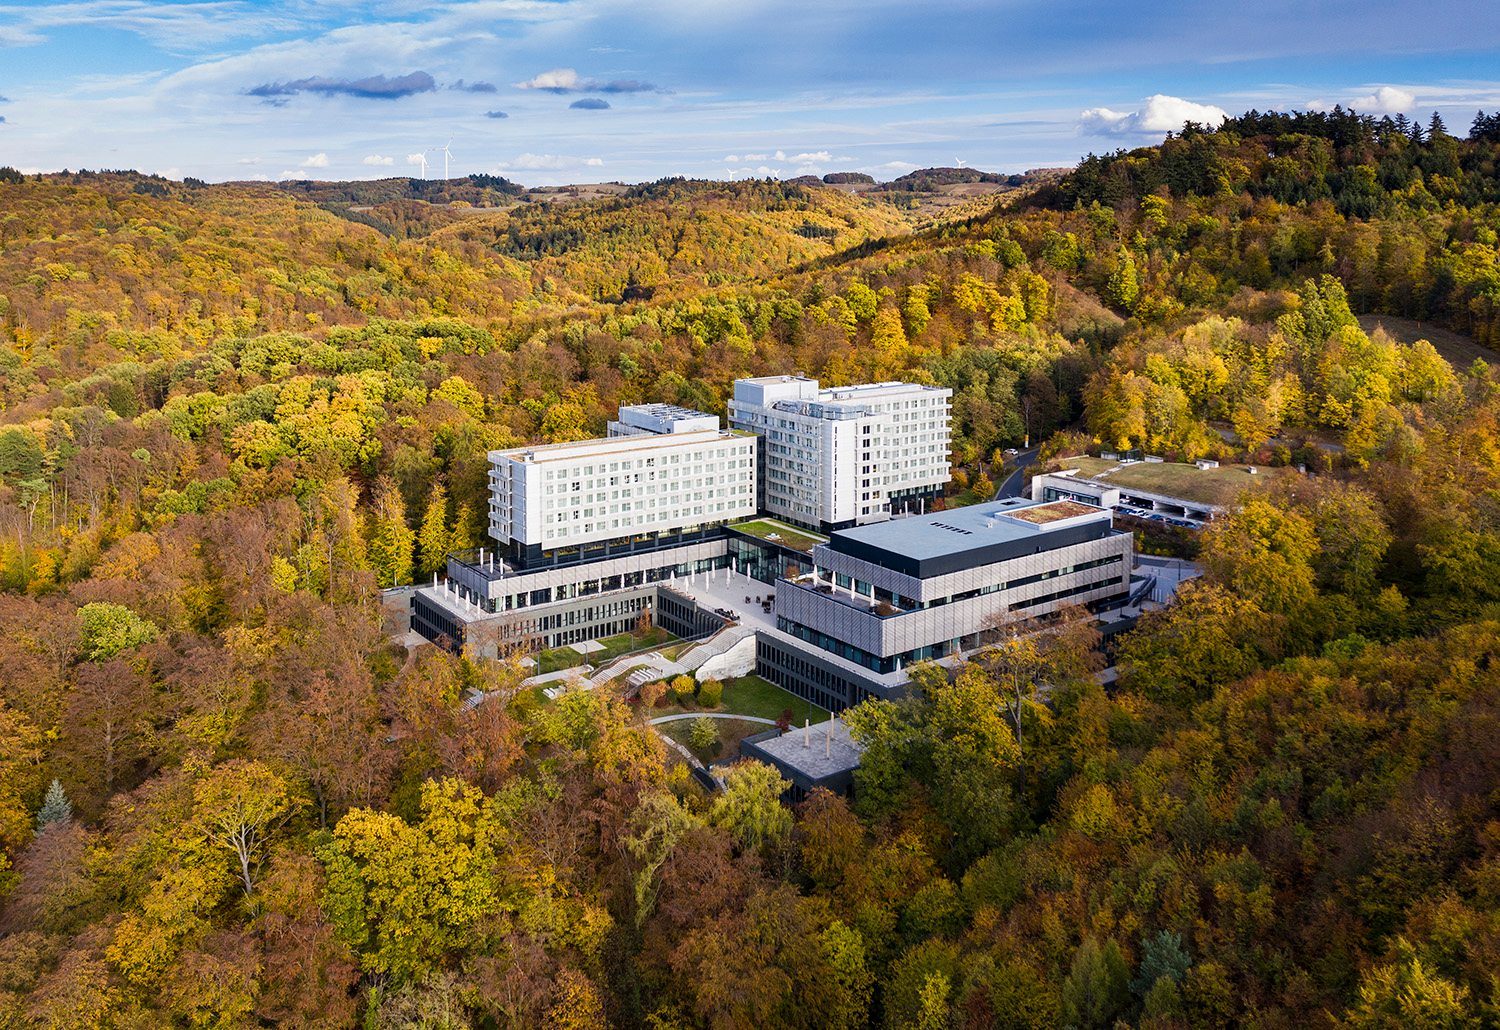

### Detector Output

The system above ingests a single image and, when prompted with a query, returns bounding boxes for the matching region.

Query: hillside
[2,112,1500,1027]
[430,177,917,303]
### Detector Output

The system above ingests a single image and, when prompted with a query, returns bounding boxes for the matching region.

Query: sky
[1,0,1498,186]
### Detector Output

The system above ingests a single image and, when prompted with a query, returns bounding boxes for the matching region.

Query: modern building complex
[774,498,1132,673]
[728,376,952,532]
[410,381,1139,712]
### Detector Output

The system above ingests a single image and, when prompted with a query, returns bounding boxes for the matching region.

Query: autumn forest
[2,108,1500,1028]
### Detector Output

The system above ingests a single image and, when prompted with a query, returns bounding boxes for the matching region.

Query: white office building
[488,412,757,566]
[728,376,952,532]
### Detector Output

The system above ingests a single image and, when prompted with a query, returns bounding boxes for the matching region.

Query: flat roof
[729,517,828,553]
[819,381,949,400]
[825,498,1117,579]
[738,374,816,386]
[619,402,717,422]
[1047,457,1294,509]
[490,427,751,464]
[833,498,1106,560]
[747,719,863,780]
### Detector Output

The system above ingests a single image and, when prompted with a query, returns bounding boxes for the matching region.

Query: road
[994,447,1041,499]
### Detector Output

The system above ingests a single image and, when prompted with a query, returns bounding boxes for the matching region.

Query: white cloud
[362,154,394,166]
[406,153,426,166]
[778,149,832,163]
[494,153,602,171]
[517,68,580,91]
[300,152,329,168]
[1080,94,1228,135]
[1349,86,1415,114]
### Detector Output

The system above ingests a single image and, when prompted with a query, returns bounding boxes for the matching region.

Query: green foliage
[710,760,791,853]
[1060,937,1131,1030]
[320,778,502,981]
[77,602,158,661]
[687,716,720,752]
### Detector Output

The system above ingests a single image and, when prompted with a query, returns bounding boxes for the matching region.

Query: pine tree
[36,778,71,830]
[418,484,451,576]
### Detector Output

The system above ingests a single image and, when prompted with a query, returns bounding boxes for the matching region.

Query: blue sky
[1,0,1498,185]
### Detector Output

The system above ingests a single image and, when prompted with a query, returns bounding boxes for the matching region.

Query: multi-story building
[728,376,952,533]
[487,411,757,569]
[412,407,756,652]
[757,497,1133,707]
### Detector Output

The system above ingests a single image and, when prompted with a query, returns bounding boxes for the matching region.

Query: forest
[0,109,1499,1028]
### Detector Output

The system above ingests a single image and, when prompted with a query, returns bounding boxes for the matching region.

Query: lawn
[661,717,778,767]
[535,626,675,674]
[648,674,829,725]
[728,517,827,554]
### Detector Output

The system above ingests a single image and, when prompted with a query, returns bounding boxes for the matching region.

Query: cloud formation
[247,71,436,101]
[300,153,329,168]
[517,68,654,94]
[362,154,394,166]
[485,110,509,119]
[1349,86,1415,114]
[570,98,610,110]
[451,79,497,93]
[495,153,603,171]
[1079,94,1228,135]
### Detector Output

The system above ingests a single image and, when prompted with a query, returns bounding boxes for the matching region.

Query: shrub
[697,679,723,708]
[688,717,720,752]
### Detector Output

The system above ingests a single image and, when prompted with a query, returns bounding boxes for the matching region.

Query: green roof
[1054,456,1294,508]
[729,517,828,553]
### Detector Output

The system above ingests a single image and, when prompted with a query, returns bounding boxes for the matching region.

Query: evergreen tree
[36,778,71,829]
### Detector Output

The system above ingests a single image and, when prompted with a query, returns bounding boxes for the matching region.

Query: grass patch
[1054,456,1293,508]
[661,717,777,766]
[729,517,827,553]
[649,674,828,725]
[535,626,674,674]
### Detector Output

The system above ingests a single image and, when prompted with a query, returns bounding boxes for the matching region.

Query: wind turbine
[410,152,428,180]
[430,139,454,181]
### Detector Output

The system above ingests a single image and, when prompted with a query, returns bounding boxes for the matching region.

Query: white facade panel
[729,376,953,530]
[487,429,757,550]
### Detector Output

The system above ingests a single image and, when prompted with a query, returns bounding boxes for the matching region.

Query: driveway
[995,446,1041,499]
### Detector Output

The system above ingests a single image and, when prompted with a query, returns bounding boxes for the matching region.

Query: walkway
[648,712,779,726]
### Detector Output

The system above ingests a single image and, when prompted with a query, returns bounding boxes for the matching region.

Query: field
[1358,314,1496,369]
